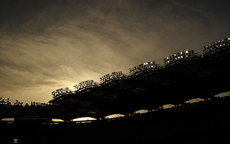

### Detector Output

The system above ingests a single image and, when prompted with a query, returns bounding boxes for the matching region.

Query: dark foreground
[1,97,230,144]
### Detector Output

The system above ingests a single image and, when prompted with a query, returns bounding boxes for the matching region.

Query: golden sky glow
[0,0,230,104]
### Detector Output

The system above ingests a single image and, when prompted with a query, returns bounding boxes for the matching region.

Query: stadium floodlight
[100,71,125,84]
[52,87,73,98]
[129,61,158,76]
[0,98,10,105]
[75,80,98,91]
[164,50,199,66]
[203,37,230,56]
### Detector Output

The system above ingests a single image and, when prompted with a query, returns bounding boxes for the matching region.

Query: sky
[0,0,230,104]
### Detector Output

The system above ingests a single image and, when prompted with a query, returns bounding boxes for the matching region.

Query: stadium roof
[50,38,230,119]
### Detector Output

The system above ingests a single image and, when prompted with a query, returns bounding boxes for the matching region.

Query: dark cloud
[0,0,230,103]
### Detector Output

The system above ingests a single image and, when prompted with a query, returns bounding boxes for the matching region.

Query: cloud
[0,0,230,103]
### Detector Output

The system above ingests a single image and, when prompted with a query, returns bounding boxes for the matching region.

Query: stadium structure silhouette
[1,37,230,144]
[49,37,230,121]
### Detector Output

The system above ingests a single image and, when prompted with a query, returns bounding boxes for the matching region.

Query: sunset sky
[0,0,230,104]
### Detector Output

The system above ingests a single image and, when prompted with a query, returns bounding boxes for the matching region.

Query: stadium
[1,37,230,144]
[48,37,230,121]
